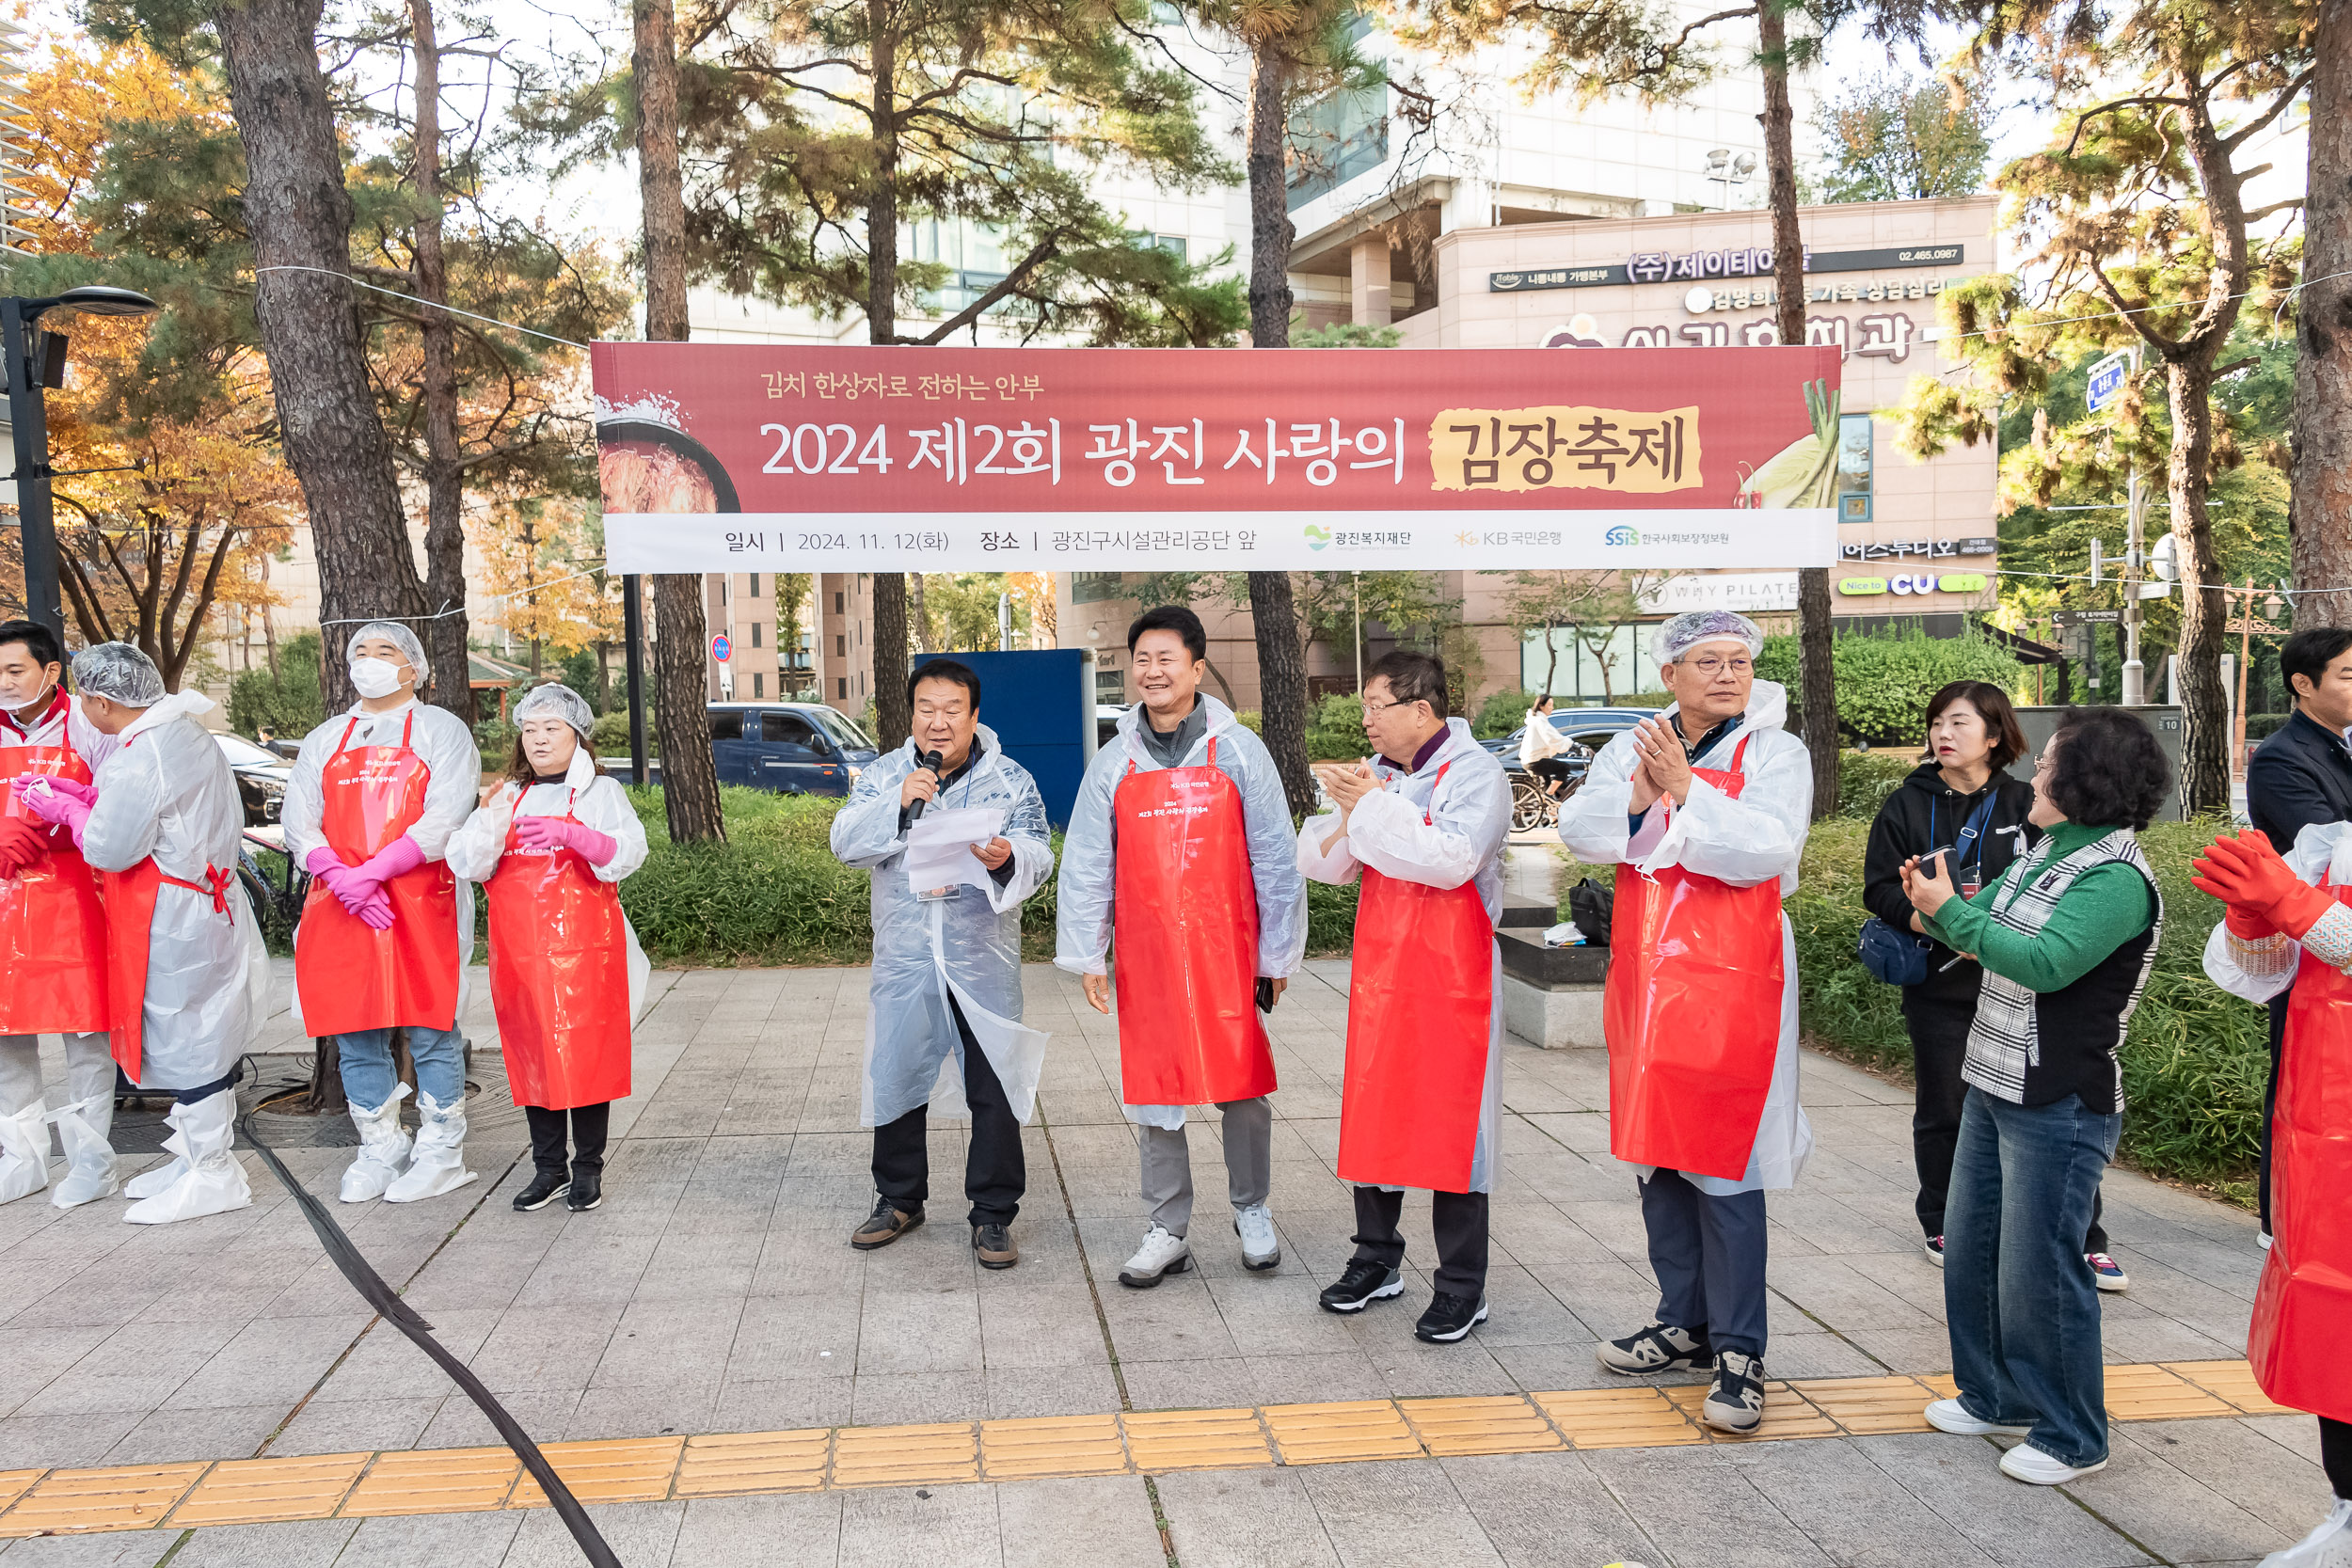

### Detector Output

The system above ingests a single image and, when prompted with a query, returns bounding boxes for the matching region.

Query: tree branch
[914,234,1064,344]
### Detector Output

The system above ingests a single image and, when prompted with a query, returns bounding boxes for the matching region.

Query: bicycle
[1507,768,1574,832]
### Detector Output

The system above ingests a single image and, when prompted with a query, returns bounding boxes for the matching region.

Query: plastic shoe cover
[339,1085,414,1203]
[48,1093,119,1208]
[2258,1498,2352,1568]
[123,1093,251,1225]
[383,1090,475,1203]
[0,1099,50,1205]
[123,1156,188,1199]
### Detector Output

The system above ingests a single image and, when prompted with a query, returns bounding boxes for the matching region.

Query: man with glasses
[1560,610,1815,1433]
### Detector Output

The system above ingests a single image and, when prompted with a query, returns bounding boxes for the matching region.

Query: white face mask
[349,657,406,700]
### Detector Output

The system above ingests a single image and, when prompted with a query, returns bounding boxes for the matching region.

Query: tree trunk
[871,575,910,749]
[2169,358,2233,815]
[409,0,472,723]
[1245,40,1295,347]
[2296,0,2352,630]
[1248,571,1316,816]
[908,572,932,651]
[1757,0,1837,816]
[635,0,722,842]
[213,0,426,712]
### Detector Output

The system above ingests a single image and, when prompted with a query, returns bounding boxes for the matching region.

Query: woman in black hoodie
[1863,682,2114,1278]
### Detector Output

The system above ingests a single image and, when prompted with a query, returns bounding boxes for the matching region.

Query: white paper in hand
[905,805,1007,894]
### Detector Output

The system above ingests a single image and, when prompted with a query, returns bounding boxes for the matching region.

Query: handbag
[1855,790,2001,986]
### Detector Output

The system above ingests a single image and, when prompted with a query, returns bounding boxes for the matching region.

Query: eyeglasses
[1681,657,1753,676]
[1361,697,1425,717]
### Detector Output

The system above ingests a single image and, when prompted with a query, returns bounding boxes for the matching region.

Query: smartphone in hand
[1255,976,1275,1013]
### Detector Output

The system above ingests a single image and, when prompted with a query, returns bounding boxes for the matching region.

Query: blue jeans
[335,1026,465,1110]
[1945,1086,2122,1467]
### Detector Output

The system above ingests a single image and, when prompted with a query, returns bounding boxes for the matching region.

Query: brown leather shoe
[851,1196,923,1250]
[973,1223,1017,1270]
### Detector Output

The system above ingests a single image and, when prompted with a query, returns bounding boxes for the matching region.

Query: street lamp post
[3,285,163,642]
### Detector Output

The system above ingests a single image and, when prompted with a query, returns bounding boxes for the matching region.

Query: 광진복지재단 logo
[1304,523,1332,550]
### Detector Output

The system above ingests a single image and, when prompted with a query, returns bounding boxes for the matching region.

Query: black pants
[2261,994,2288,1233]
[2325,1416,2352,1500]
[526,1103,611,1178]
[1350,1185,1489,1300]
[1907,987,2107,1252]
[1529,758,1574,795]
[871,996,1025,1227]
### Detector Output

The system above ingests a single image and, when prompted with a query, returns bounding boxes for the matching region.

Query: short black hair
[1366,650,1449,719]
[2047,706,2171,832]
[2281,626,2352,704]
[1924,679,2028,773]
[1128,604,1206,662]
[908,657,981,710]
[0,620,62,672]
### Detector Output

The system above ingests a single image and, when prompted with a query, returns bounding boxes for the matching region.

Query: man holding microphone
[1057,606,1308,1287]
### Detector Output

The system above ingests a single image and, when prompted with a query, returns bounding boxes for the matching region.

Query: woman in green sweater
[1900,706,2169,1487]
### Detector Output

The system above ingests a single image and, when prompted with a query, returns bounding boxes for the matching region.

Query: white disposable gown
[1558,680,1815,1195]
[1297,718,1512,1193]
[280,697,480,1031]
[77,693,269,1088]
[444,746,653,1024]
[1055,694,1310,1129]
[831,728,1055,1126]
[3,689,120,772]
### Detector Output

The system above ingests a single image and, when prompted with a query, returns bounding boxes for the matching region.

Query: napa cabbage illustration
[1740,379,1840,509]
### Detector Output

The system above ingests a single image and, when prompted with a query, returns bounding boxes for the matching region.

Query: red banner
[592,343,1842,571]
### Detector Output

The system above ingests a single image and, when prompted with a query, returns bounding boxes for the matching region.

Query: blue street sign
[710,633,732,663]
[2086,351,2131,414]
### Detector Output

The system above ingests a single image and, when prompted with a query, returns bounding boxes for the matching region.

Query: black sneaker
[972,1223,1017,1270]
[566,1169,603,1212]
[1924,1234,1946,1267]
[1414,1291,1489,1343]
[1595,1321,1711,1374]
[1703,1351,1765,1433]
[851,1196,923,1250]
[1317,1259,1405,1313]
[512,1169,569,1212]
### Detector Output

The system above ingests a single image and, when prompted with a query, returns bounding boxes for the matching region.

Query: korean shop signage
[1491,243,1966,293]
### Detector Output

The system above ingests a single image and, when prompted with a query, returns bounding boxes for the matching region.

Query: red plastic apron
[98,858,234,1084]
[2248,876,2352,1423]
[1602,734,1786,1181]
[485,795,632,1109]
[1111,736,1277,1106]
[1338,762,1495,1193]
[294,713,461,1037]
[0,733,109,1035]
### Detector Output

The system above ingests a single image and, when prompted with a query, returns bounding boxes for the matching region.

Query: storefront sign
[1492,243,1965,293]
[1840,537,1997,562]
[593,344,1843,571]
[1840,571,1987,595]
[1637,572,1800,613]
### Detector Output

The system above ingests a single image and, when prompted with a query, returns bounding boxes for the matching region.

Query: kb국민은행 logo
[1603,525,1641,546]
[1303,524,1332,550]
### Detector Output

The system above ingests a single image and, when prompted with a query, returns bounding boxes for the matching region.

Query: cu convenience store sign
[592,343,1842,572]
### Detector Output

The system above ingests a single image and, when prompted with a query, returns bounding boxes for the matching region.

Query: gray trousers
[1139,1098,1272,1237]
[0,1035,115,1151]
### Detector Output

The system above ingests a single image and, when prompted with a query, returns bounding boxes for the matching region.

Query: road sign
[2054,609,2123,626]
[2086,350,2133,414]
[710,633,732,662]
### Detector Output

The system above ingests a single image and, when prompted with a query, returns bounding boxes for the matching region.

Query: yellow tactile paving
[830,1422,978,1488]
[0,1462,209,1537]
[0,1360,2308,1538]
[1532,1386,1707,1449]
[1795,1376,1943,1434]
[1400,1395,1565,1457]
[979,1415,1128,1480]
[1119,1408,1275,1472]
[339,1446,522,1517]
[1263,1400,1424,1465]
[168,1454,370,1527]
[674,1429,831,1497]
[508,1437,686,1508]
[2104,1363,2236,1422]
[2166,1359,2297,1417]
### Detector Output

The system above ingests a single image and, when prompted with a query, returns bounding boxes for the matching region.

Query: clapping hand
[1625,717,1691,814]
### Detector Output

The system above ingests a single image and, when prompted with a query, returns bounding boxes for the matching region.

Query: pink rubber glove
[353,835,426,885]
[14,773,95,806]
[17,781,91,847]
[356,889,395,929]
[515,814,618,866]
[304,845,344,879]
[308,855,384,917]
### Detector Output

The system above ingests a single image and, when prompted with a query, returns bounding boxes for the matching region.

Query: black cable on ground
[234,1058,621,1567]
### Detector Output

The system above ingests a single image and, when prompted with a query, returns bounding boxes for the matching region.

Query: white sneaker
[1233,1203,1280,1271]
[2260,1497,2352,1567]
[1998,1441,2107,1485]
[1118,1223,1191,1288]
[1924,1398,2032,1437]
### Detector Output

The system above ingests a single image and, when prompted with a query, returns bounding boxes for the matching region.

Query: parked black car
[602,702,881,796]
[215,732,295,826]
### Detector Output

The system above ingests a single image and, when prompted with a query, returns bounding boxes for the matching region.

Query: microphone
[908,749,945,824]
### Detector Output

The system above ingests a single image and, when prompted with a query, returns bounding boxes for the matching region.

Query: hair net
[513,681,596,743]
[346,620,430,685]
[1651,610,1765,665]
[72,641,167,705]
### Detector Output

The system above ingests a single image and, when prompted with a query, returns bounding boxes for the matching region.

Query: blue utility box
[913,649,1098,826]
